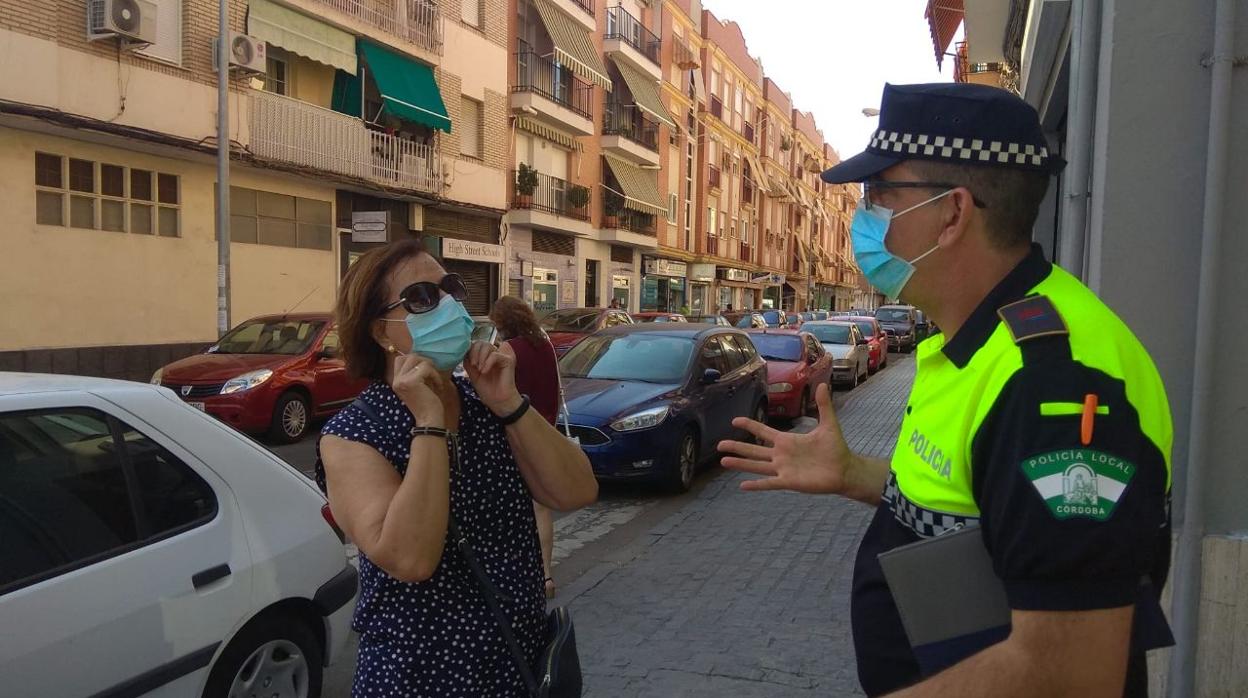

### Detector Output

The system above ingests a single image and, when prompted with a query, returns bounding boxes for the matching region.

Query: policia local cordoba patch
[1021,449,1136,521]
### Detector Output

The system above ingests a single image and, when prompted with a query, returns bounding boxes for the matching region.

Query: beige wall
[0,128,337,351]
[289,54,336,109]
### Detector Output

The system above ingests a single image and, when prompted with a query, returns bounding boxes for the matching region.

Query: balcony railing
[673,37,699,68]
[706,235,719,256]
[308,0,441,54]
[250,90,440,194]
[604,201,657,235]
[710,95,723,120]
[707,164,721,189]
[603,102,659,151]
[606,7,660,65]
[512,170,589,221]
[743,120,755,144]
[513,51,594,119]
[571,0,593,16]
[742,181,754,204]
[739,242,751,261]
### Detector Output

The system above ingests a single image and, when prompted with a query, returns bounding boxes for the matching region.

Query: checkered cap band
[869,130,1050,168]
[881,472,978,539]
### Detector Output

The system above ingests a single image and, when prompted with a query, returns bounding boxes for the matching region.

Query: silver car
[803,321,870,389]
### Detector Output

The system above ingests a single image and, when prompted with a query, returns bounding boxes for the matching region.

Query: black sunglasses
[382,274,469,315]
[863,180,988,210]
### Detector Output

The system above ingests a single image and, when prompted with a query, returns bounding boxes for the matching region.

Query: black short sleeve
[971,359,1169,611]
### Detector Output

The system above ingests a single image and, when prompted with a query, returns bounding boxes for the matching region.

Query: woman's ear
[370,319,391,351]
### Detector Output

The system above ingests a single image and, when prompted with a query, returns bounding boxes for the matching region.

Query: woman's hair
[490,296,544,343]
[336,238,427,380]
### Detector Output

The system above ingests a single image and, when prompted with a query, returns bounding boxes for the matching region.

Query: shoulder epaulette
[997,295,1069,344]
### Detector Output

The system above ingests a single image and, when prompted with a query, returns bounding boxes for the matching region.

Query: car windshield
[690,316,717,323]
[814,312,829,321]
[762,310,782,326]
[560,335,694,383]
[853,321,875,337]
[750,334,803,362]
[214,319,324,355]
[471,321,495,343]
[876,308,911,322]
[787,314,801,324]
[541,310,600,333]
[807,324,853,345]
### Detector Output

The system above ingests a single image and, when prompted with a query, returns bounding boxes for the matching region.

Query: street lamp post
[216,0,231,338]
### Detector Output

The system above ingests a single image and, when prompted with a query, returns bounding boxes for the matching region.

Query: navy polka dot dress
[320,378,546,697]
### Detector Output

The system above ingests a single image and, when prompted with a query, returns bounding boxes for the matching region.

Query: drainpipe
[1056,0,1099,280]
[1167,1,1235,694]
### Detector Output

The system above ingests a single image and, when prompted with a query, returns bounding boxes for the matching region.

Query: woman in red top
[490,297,562,596]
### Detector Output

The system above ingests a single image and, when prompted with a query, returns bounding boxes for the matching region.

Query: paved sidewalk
[557,355,916,697]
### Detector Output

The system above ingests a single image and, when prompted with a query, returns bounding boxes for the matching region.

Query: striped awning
[602,154,666,215]
[795,236,809,265]
[744,153,770,192]
[610,57,676,129]
[248,0,356,73]
[533,0,612,91]
[515,117,583,151]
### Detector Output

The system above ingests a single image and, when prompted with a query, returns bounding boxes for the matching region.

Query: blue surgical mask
[850,190,953,299]
[402,294,475,371]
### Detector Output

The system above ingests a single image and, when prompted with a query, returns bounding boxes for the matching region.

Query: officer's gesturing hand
[718,384,889,504]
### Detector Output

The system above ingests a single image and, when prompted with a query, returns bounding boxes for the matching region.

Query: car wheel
[799,387,813,418]
[667,428,699,493]
[203,612,322,698]
[751,401,769,441]
[849,366,860,390]
[269,391,310,444]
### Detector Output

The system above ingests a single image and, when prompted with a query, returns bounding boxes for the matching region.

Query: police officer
[719,83,1173,697]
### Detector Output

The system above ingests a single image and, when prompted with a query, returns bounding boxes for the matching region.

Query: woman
[318,239,597,696]
[489,296,562,598]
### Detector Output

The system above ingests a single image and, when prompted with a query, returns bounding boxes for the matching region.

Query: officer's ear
[936,187,977,248]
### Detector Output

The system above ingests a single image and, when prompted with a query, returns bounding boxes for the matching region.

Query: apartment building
[0,0,507,378]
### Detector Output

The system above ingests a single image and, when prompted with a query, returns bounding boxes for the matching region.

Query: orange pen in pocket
[1081,393,1098,445]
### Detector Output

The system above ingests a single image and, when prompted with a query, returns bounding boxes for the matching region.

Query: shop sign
[612,274,632,289]
[689,264,716,282]
[721,268,751,282]
[443,239,505,264]
[351,211,388,243]
[643,259,688,278]
[752,273,785,285]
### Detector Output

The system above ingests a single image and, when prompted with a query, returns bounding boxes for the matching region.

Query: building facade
[0,0,509,378]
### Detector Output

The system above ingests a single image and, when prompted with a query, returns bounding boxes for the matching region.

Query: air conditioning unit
[87,0,157,45]
[214,31,267,75]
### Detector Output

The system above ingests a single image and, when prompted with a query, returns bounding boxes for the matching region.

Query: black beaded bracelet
[497,395,531,426]
[409,426,449,440]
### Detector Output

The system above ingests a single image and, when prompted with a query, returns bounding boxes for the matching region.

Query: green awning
[532,0,612,91]
[248,0,356,73]
[603,154,666,215]
[610,57,675,129]
[359,40,451,132]
[331,69,362,117]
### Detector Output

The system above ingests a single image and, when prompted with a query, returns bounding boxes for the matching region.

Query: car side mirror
[701,368,722,384]
[807,355,818,364]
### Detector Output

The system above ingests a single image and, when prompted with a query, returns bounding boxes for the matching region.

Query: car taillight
[321,503,346,543]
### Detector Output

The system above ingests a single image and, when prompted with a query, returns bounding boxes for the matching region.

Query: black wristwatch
[497,395,531,426]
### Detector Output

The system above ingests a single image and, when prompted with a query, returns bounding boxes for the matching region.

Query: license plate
[189,402,206,411]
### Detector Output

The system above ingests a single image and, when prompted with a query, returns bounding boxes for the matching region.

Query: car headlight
[150,368,163,385]
[768,382,793,393]
[220,369,274,395]
[833,359,850,367]
[610,405,670,432]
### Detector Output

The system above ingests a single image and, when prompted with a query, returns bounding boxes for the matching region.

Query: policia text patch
[1021,449,1136,521]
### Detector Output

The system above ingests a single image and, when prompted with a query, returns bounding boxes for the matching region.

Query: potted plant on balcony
[603,191,624,228]
[515,163,539,208]
[779,135,792,152]
[567,184,590,215]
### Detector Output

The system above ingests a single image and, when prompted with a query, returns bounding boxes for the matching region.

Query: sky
[700,0,960,159]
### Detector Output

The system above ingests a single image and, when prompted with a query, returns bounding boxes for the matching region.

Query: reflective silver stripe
[882,472,979,539]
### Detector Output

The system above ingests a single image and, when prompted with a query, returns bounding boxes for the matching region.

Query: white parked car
[0,373,357,698]
[803,321,871,388]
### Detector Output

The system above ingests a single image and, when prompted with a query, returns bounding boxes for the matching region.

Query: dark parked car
[722,311,768,329]
[748,330,834,421]
[151,313,368,442]
[760,310,803,329]
[540,308,635,356]
[875,304,920,353]
[632,312,689,323]
[559,325,769,492]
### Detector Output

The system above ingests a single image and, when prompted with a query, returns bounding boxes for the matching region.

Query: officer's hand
[718,384,853,495]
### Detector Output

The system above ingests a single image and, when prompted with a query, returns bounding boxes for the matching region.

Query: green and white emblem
[1021,449,1136,521]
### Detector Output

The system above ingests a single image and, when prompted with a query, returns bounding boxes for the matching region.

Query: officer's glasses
[863,180,987,211]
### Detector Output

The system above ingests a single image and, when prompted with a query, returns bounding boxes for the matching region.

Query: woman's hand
[391,354,446,427]
[464,340,523,417]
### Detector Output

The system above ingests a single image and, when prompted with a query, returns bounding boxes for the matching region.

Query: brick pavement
[558,355,917,697]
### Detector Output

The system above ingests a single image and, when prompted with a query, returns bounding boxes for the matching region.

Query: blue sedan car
[558,325,769,492]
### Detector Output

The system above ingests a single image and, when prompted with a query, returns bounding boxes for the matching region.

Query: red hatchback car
[540,307,635,356]
[151,313,368,443]
[844,316,889,373]
[747,329,834,421]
